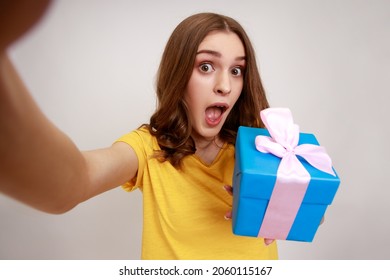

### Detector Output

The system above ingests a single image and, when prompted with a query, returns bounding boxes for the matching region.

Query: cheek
[188,73,209,92]
[236,78,244,92]
[184,81,202,116]
[185,74,209,104]
[185,72,201,98]
[232,82,243,102]
[184,75,195,103]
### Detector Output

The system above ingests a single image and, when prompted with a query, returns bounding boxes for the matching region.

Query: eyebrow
[196,49,246,61]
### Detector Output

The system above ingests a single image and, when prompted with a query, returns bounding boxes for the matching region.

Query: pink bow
[255,108,335,240]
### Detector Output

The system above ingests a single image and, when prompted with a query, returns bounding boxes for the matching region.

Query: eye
[231,67,243,76]
[199,63,214,73]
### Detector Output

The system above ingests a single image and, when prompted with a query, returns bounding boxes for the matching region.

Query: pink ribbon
[255,108,335,240]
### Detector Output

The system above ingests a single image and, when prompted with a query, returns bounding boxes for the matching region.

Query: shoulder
[116,125,159,153]
[117,125,152,144]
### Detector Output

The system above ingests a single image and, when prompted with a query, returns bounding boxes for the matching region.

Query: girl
[0,1,277,259]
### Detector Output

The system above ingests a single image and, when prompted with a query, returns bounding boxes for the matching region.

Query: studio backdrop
[1,0,389,259]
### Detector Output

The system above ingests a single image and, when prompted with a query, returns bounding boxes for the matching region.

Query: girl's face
[184,31,246,143]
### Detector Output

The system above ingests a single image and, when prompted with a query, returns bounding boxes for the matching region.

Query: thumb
[264,238,275,246]
[0,0,52,51]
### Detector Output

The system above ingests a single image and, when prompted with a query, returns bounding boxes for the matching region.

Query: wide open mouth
[205,104,228,124]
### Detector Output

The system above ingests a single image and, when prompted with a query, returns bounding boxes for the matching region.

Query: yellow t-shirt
[117,127,278,260]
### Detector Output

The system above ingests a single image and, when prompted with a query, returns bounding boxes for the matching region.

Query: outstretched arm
[0,0,138,214]
[0,53,89,213]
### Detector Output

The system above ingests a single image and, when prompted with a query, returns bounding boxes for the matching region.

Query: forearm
[0,53,89,214]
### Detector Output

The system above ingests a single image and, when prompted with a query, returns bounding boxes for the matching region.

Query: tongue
[205,106,222,122]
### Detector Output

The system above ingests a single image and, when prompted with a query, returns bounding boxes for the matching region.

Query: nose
[214,71,231,95]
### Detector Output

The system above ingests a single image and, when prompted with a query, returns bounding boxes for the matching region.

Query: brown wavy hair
[146,12,269,167]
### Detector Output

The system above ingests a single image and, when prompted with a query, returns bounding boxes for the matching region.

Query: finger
[223,185,233,195]
[264,238,275,246]
[224,210,232,220]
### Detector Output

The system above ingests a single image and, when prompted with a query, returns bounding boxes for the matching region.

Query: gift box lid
[235,126,340,205]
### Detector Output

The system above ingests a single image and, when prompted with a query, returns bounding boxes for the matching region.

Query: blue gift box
[232,126,340,242]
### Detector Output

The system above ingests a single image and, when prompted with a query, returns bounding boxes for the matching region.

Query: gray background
[1,0,389,259]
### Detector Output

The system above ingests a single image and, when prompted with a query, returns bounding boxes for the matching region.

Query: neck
[192,134,224,165]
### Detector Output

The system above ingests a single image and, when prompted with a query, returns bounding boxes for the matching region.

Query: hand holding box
[232,108,340,242]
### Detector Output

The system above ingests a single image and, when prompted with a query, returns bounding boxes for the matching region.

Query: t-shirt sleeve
[115,129,149,192]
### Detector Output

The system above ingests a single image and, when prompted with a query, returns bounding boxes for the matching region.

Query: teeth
[217,105,227,112]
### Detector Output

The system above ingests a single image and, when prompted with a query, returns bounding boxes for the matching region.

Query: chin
[198,126,223,139]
